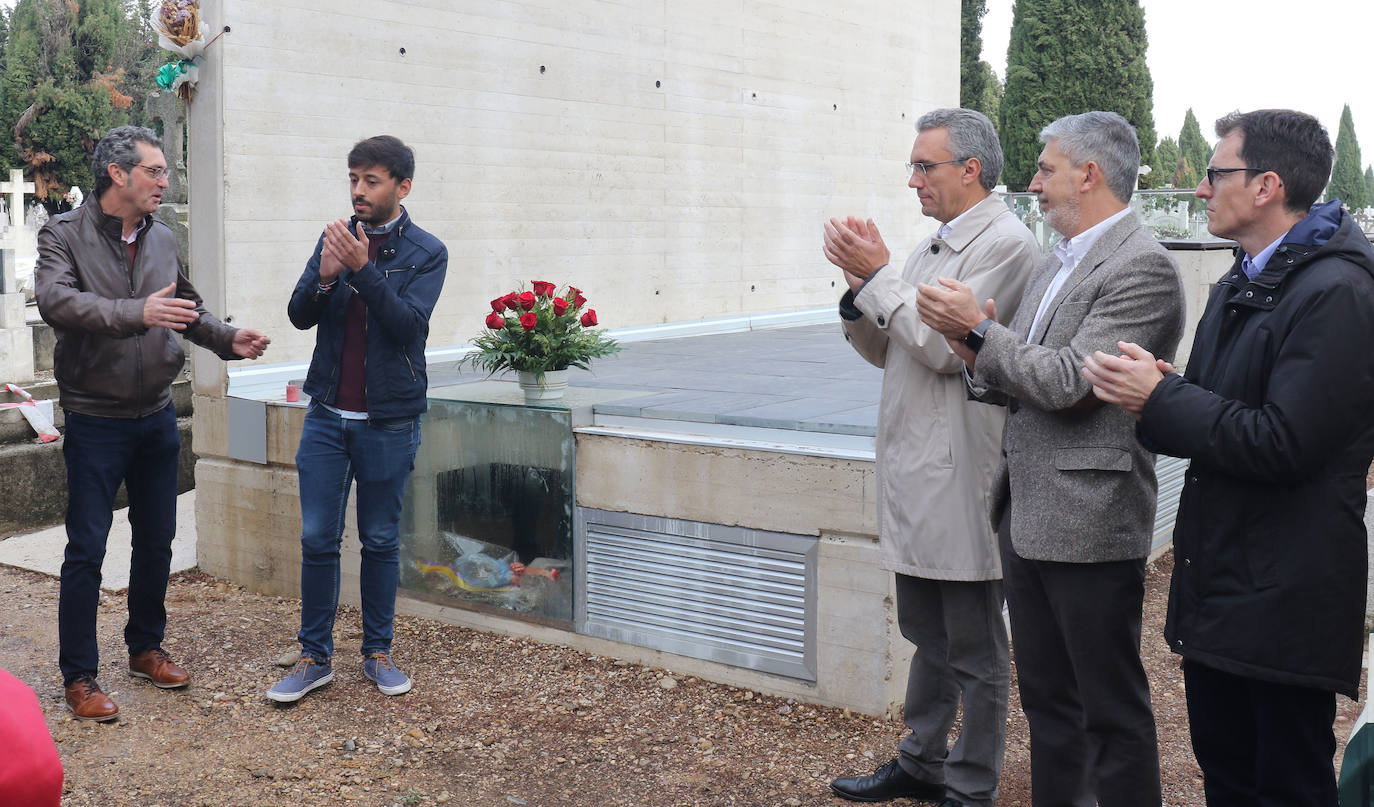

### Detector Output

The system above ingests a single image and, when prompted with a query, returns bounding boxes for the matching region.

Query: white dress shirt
[1025,207,1133,342]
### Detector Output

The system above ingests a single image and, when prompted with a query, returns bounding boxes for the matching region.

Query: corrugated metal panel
[576,509,817,682]
[1152,454,1189,554]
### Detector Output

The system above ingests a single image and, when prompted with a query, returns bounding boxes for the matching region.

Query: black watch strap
[963,318,994,353]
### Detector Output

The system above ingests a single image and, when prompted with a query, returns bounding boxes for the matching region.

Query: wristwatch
[963,318,994,353]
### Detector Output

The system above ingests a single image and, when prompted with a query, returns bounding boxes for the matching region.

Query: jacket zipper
[126,234,144,405]
[384,263,417,381]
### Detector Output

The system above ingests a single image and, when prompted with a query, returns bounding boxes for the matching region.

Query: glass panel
[399,399,574,622]
[1003,189,1227,252]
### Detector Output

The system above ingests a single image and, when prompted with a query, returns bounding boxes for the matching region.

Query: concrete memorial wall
[187,0,952,379]
[189,0,958,714]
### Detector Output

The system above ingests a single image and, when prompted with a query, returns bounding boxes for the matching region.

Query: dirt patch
[0,554,1363,807]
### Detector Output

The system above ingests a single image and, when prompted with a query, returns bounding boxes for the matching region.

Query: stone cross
[0,169,35,381]
[0,169,34,296]
[0,169,34,229]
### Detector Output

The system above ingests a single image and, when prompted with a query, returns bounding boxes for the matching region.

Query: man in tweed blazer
[918,111,1185,807]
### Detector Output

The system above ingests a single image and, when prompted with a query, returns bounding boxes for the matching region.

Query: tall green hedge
[1330,104,1367,209]
[1000,0,1156,191]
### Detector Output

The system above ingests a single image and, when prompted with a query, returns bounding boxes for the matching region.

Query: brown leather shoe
[65,676,119,722]
[129,648,191,689]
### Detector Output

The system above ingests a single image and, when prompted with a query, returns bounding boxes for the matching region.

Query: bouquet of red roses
[466,281,619,377]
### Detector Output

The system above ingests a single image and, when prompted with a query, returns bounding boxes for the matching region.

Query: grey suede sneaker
[362,652,412,696]
[266,657,333,703]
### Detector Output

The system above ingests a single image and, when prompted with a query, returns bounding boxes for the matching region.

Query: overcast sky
[982,0,1374,168]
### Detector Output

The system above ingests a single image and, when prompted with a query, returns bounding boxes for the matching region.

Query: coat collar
[935,193,1011,253]
[85,193,152,242]
[1221,202,1364,312]
[349,205,412,240]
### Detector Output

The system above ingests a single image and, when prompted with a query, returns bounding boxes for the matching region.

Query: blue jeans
[295,403,420,662]
[58,402,180,685]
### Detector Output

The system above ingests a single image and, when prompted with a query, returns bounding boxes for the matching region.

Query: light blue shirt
[1241,232,1287,280]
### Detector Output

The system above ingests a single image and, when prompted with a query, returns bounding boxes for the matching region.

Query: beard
[354,197,397,225]
[1043,194,1081,239]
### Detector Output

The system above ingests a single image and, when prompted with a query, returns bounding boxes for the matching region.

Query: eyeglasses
[1205,167,1268,185]
[906,159,967,176]
[131,164,168,180]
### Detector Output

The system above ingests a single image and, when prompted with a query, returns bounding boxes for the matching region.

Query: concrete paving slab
[0,491,198,591]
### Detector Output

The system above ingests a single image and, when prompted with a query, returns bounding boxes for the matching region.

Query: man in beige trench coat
[822,108,1037,807]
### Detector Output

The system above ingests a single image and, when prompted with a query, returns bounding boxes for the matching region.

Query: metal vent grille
[576,509,817,681]
[1152,454,1189,553]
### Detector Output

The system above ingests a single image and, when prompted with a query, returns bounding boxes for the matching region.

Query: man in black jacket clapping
[1084,108,1374,806]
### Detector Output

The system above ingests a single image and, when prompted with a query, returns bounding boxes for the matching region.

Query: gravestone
[148,92,190,272]
[0,169,36,383]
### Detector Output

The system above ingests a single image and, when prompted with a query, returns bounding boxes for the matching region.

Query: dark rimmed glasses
[906,158,968,176]
[1205,166,1268,185]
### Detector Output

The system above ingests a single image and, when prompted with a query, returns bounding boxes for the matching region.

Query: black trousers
[58,403,180,685]
[999,517,1161,807]
[1183,659,1338,807]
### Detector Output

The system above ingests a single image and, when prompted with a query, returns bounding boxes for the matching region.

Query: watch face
[964,318,992,352]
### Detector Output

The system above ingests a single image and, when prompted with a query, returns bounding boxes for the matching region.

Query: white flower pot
[516,369,569,403]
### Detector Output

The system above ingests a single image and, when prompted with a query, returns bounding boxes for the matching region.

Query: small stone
[696,739,713,751]
[344,739,357,753]
[506,798,527,805]
[406,728,426,740]
[658,676,678,690]
[785,798,802,806]
[274,650,302,667]
[436,794,451,804]
[777,704,792,715]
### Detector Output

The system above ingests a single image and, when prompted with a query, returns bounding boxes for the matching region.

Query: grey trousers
[895,573,1010,807]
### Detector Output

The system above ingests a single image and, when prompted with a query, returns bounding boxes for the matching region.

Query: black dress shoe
[829,758,945,802]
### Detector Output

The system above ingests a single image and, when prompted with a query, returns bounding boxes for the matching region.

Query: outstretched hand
[231,328,271,359]
[142,282,199,330]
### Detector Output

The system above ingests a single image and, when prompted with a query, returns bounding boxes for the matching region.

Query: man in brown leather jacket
[36,125,270,722]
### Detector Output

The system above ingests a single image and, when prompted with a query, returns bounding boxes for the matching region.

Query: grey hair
[1039,111,1140,203]
[92,126,164,197]
[917,108,1004,191]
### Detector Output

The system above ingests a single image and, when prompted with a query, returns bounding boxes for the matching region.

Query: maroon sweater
[333,231,389,412]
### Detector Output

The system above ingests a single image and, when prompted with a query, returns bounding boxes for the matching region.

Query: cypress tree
[0,6,10,173]
[1330,104,1367,209]
[1364,166,1374,210]
[1175,108,1211,191]
[1151,136,1180,188]
[1000,0,1156,191]
[976,62,1002,126]
[960,0,1003,123]
[960,0,989,112]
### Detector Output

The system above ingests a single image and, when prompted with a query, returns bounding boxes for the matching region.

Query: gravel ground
[0,552,1364,807]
